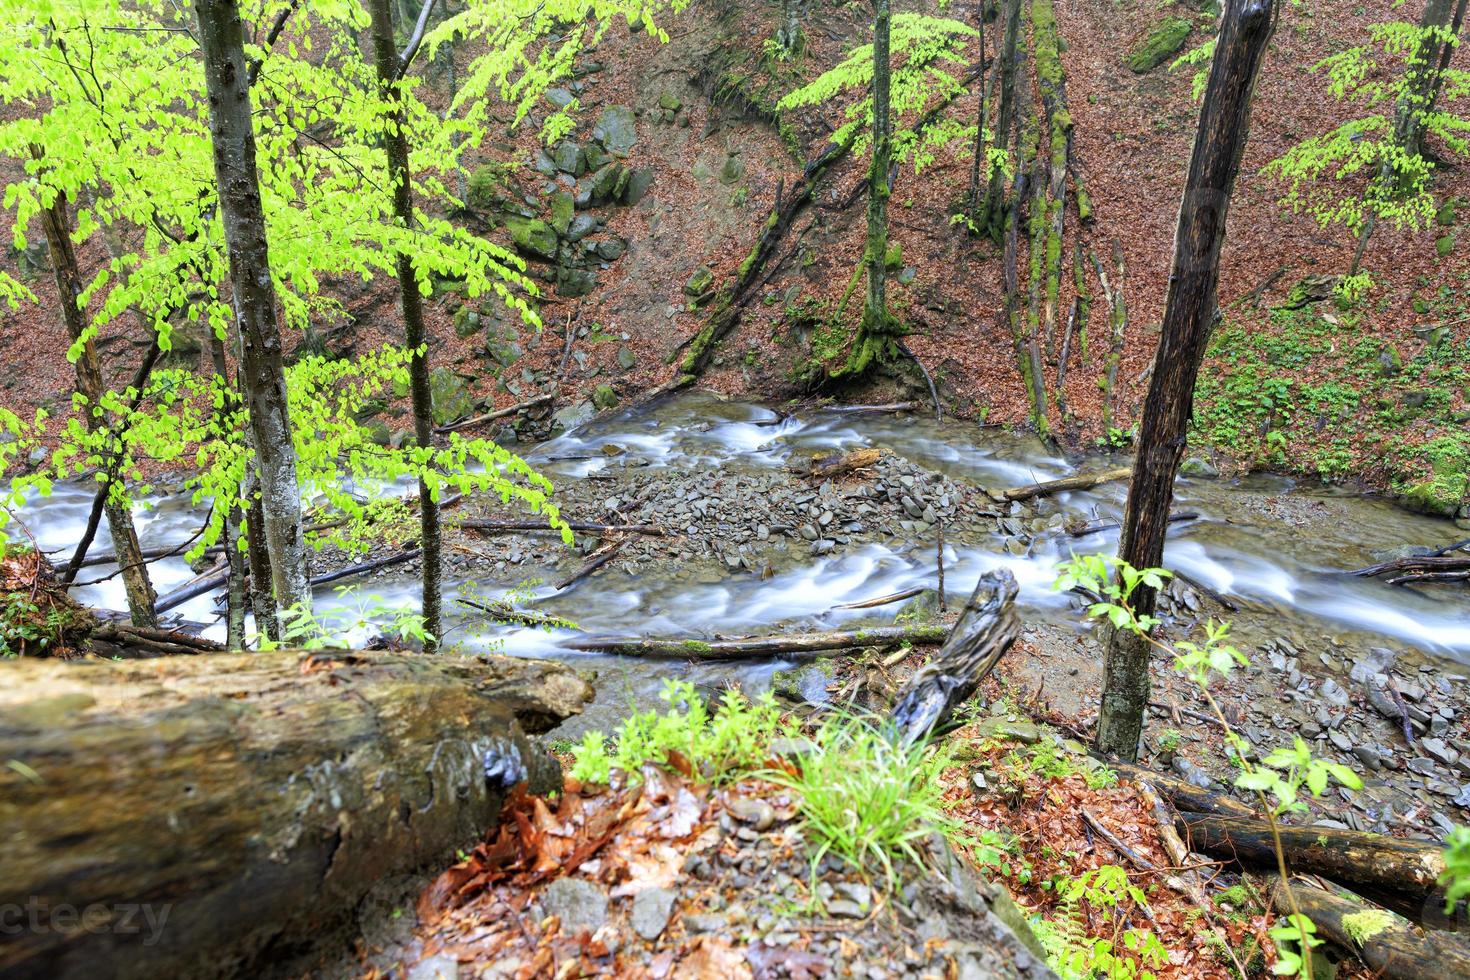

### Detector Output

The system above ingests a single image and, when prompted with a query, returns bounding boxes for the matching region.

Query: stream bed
[21,392,1470,831]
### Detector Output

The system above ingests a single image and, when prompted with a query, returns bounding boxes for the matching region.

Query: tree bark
[1396,0,1462,160]
[890,570,1019,744]
[0,649,592,979]
[565,623,952,659]
[368,0,443,651]
[194,0,310,617]
[981,0,1022,241]
[848,0,899,375]
[1270,879,1470,979]
[1179,812,1448,912]
[37,182,158,629]
[208,332,249,649]
[1000,466,1132,502]
[1098,0,1276,761]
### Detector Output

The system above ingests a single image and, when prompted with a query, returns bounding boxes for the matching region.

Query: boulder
[592,105,637,156]
[1126,16,1192,73]
[504,217,558,260]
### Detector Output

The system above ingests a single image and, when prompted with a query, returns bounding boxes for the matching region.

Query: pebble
[630,887,677,941]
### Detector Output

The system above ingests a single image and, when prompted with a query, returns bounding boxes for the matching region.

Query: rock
[428,367,474,426]
[566,213,598,242]
[1126,16,1192,73]
[533,150,557,177]
[1422,737,1460,766]
[683,913,725,934]
[825,899,865,918]
[896,589,943,623]
[726,797,776,832]
[1319,678,1350,707]
[658,91,682,112]
[544,87,574,109]
[630,887,677,941]
[549,191,575,235]
[770,662,834,706]
[684,265,715,298]
[1378,344,1403,378]
[974,717,1041,744]
[591,384,619,410]
[540,877,608,934]
[592,105,637,156]
[616,346,637,371]
[551,401,595,433]
[408,955,459,980]
[597,236,627,261]
[1172,756,1220,790]
[556,267,597,298]
[504,216,558,260]
[622,166,655,204]
[718,153,744,186]
[1408,757,1440,777]
[553,141,586,176]
[1180,456,1218,478]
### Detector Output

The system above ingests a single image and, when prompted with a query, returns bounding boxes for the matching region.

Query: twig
[835,587,924,610]
[554,538,625,591]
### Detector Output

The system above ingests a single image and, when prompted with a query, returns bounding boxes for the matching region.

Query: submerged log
[999,466,1132,502]
[1349,553,1470,585]
[890,570,1019,744]
[1271,878,1470,980]
[565,623,951,660]
[0,649,592,979]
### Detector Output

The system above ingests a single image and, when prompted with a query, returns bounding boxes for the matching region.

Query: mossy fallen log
[565,624,951,660]
[0,649,592,979]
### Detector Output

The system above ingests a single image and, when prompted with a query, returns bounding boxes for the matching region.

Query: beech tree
[1098,0,1277,761]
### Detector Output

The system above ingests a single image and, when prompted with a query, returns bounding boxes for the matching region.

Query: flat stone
[408,954,459,980]
[540,877,608,934]
[630,887,677,941]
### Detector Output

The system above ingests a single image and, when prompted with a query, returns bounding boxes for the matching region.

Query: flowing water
[21,392,1470,733]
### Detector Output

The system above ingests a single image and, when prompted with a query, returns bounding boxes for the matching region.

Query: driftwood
[797,446,882,481]
[0,649,592,979]
[461,518,665,537]
[1270,878,1470,980]
[890,570,1019,745]
[1178,811,1448,918]
[837,587,926,610]
[87,623,225,659]
[1000,466,1132,503]
[565,623,951,660]
[1064,511,1198,538]
[1349,552,1470,585]
[554,538,626,591]
[457,598,581,632]
[433,393,554,434]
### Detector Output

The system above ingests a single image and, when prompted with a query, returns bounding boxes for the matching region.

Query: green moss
[1126,17,1192,73]
[1342,910,1396,946]
[679,639,714,654]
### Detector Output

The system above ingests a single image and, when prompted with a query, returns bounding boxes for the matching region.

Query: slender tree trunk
[1396,0,1461,160]
[244,481,281,643]
[981,0,1022,240]
[37,185,158,629]
[1097,0,1276,761]
[209,333,249,649]
[368,0,443,651]
[194,0,310,617]
[847,0,896,376]
[968,0,990,209]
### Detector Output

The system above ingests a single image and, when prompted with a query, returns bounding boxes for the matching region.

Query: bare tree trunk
[37,183,158,629]
[368,0,443,651]
[1097,0,1276,761]
[243,483,280,643]
[194,0,310,617]
[967,0,990,209]
[980,0,1022,241]
[208,333,249,649]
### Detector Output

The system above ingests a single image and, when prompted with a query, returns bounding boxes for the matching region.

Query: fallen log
[433,393,554,434]
[565,623,951,660]
[1270,878,1470,980]
[796,446,882,481]
[87,623,225,659]
[1349,553,1470,585]
[0,649,592,979]
[1000,466,1132,503]
[890,570,1019,745]
[836,586,926,610]
[460,518,665,536]
[1063,510,1198,538]
[1178,811,1448,917]
[153,559,229,614]
[554,538,625,591]
[1107,760,1256,817]
[310,547,422,587]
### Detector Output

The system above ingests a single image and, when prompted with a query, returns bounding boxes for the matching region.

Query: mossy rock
[549,191,576,236]
[1436,234,1455,257]
[770,663,835,705]
[504,217,558,260]
[428,366,475,426]
[592,105,638,157]
[684,265,715,298]
[1377,343,1403,378]
[622,167,655,205]
[467,164,509,209]
[453,306,484,338]
[1126,16,1192,73]
[895,588,942,624]
[591,383,619,410]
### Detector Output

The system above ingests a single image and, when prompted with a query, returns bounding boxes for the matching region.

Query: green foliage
[569,679,787,786]
[0,587,75,657]
[1036,865,1168,980]
[1055,554,1364,978]
[1441,824,1470,913]
[777,14,986,174]
[1264,19,1470,238]
[766,713,967,888]
[254,587,434,651]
